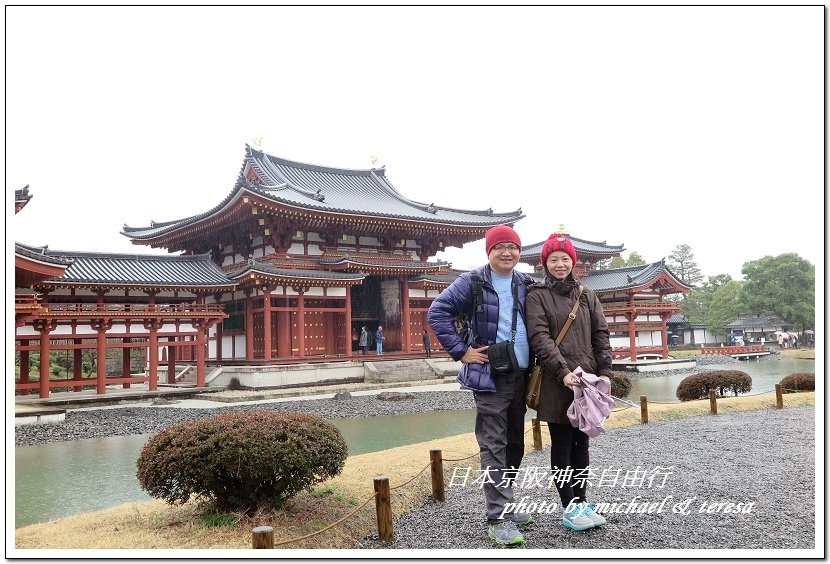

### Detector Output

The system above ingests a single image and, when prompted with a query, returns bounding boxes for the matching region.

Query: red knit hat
[540,233,577,265]
[484,225,522,255]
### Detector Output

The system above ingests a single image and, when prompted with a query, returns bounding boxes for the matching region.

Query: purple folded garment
[566,366,614,437]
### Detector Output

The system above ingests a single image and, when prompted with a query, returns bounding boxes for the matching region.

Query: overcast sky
[7,5,824,283]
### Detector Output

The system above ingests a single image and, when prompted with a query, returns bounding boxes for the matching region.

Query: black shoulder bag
[486,278,520,375]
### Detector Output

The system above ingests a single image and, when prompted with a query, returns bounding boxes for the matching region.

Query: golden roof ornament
[558,223,569,235]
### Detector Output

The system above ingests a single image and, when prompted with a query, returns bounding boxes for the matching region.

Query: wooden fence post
[640,395,648,424]
[532,418,542,450]
[374,476,393,542]
[251,526,274,549]
[709,389,718,414]
[430,449,445,502]
[775,384,783,409]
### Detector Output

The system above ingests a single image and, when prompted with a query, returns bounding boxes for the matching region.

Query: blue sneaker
[581,503,607,527]
[562,502,594,531]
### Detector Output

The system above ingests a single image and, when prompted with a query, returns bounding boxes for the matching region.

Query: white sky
[6,5,825,282]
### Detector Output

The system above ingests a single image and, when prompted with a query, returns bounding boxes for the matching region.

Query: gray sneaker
[488,520,524,546]
[508,511,534,526]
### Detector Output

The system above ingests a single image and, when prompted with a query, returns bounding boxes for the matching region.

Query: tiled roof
[15,185,32,206]
[34,250,236,289]
[581,261,692,293]
[15,242,74,267]
[523,234,624,259]
[667,313,687,324]
[123,145,524,240]
[228,260,365,282]
[726,316,787,329]
[319,256,448,271]
[410,271,466,285]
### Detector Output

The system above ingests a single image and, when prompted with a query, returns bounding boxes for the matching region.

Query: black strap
[509,276,519,342]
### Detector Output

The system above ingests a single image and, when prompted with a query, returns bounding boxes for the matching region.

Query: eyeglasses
[492,244,520,252]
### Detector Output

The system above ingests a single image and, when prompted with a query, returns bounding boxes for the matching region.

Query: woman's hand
[461,345,489,365]
[563,372,579,388]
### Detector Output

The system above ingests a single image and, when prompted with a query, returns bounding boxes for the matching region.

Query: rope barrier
[442,451,481,463]
[270,491,378,547]
[388,461,432,491]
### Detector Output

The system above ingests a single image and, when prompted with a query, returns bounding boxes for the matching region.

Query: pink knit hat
[540,233,577,265]
[484,225,522,255]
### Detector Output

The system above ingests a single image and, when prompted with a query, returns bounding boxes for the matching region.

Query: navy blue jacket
[428,265,534,391]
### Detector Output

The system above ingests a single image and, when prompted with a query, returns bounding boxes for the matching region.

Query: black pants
[548,422,590,506]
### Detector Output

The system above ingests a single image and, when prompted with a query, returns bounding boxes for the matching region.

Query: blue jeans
[376,341,383,354]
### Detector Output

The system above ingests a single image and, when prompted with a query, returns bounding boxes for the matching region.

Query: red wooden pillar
[147,323,159,391]
[660,313,670,359]
[19,342,30,396]
[325,311,337,355]
[344,286,353,357]
[122,338,131,389]
[215,319,223,362]
[401,278,411,353]
[74,339,83,391]
[195,324,206,387]
[96,324,108,395]
[34,322,53,399]
[627,313,637,362]
[263,287,272,360]
[166,337,176,384]
[278,307,291,358]
[297,288,306,358]
[245,292,254,361]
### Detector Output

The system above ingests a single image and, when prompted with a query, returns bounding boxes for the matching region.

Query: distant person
[428,224,535,546]
[422,329,432,357]
[359,326,368,355]
[375,326,384,355]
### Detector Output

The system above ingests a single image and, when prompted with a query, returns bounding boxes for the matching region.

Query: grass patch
[311,485,336,498]
[200,513,238,527]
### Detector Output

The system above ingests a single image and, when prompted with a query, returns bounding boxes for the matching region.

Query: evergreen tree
[741,253,815,330]
[667,244,704,286]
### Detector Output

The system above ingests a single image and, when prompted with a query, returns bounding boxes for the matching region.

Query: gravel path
[14,390,477,446]
[356,406,816,550]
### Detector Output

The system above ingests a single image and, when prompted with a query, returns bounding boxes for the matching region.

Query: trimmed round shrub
[676,370,752,402]
[779,372,815,393]
[136,411,348,513]
[609,371,632,399]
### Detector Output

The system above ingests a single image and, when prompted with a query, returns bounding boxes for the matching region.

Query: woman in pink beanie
[525,233,614,532]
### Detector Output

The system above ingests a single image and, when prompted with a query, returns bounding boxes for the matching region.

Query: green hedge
[136,411,348,514]
[779,372,815,393]
[609,371,632,399]
[676,370,752,402]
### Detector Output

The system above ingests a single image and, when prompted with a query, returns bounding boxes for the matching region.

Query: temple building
[14,146,691,398]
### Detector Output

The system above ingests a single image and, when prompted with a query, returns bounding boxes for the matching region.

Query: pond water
[628,358,815,403]
[14,408,479,528]
[15,357,813,528]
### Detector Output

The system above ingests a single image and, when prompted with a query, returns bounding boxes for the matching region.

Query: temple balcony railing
[25,303,227,320]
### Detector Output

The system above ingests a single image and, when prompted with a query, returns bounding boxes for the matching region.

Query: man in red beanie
[427,224,535,546]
